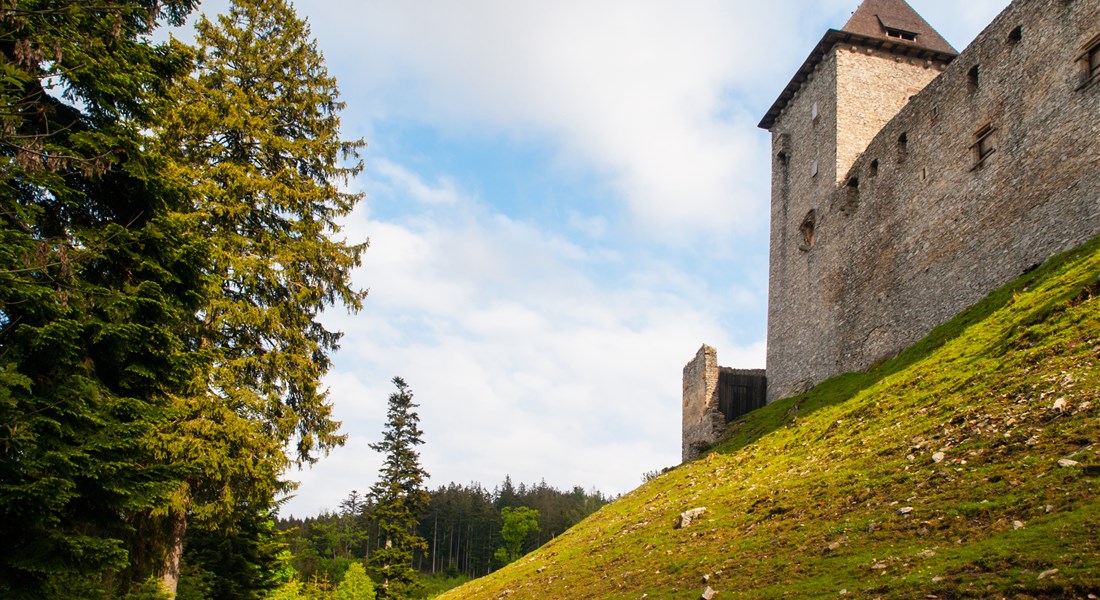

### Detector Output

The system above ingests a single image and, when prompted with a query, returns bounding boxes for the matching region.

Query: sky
[172,0,1012,516]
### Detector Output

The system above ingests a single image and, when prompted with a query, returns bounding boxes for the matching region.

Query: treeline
[279,478,611,584]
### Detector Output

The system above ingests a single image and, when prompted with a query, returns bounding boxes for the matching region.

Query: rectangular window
[972,124,996,168]
[885,27,917,42]
[1078,34,1100,88]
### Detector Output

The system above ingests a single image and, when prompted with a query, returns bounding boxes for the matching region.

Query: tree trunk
[160,509,188,597]
[447,524,454,571]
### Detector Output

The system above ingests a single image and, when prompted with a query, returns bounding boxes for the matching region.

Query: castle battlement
[683,0,1100,461]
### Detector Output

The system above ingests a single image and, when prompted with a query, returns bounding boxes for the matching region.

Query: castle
[683,0,1100,461]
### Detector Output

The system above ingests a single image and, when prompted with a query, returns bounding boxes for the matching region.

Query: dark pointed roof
[842,0,956,55]
[758,0,958,130]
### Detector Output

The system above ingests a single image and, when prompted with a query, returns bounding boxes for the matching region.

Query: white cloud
[282,161,766,514]
[296,0,817,240]
[293,0,1010,242]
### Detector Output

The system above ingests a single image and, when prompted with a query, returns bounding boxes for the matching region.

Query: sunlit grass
[442,235,1100,599]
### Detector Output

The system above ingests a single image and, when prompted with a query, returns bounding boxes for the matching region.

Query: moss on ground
[442,236,1100,599]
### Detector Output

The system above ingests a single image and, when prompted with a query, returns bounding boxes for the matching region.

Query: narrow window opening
[811,159,819,178]
[811,102,819,123]
[921,166,928,181]
[777,150,791,207]
[897,133,908,162]
[799,210,817,252]
[1008,26,1023,44]
[842,178,860,214]
[869,159,879,177]
[968,65,980,90]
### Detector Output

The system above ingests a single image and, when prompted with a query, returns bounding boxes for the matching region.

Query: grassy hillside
[442,235,1100,600]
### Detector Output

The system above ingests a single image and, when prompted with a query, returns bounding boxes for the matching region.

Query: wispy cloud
[370,158,465,206]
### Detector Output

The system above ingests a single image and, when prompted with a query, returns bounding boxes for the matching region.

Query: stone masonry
[683,0,1100,457]
[682,346,723,462]
[764,0,1100,402]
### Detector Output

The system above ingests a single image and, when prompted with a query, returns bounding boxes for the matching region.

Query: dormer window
[885,27,918,42]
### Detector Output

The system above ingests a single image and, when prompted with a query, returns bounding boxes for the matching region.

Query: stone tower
[759,0,957,402]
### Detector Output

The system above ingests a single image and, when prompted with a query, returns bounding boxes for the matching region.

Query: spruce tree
[1,1,205,596]
[335,563,376,600]
[368,377,430,599]
[155,0,366,592]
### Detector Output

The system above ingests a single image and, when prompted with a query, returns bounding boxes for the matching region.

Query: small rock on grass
[1038,568,1059,580]
[932,452,946,463]
[676,507,707,529]
[701,586,716,599]
[1058,458,1079,468]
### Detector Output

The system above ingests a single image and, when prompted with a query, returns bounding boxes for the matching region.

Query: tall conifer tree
[156,0,366,592]
[368,377,430,599]
[0,1,204,596]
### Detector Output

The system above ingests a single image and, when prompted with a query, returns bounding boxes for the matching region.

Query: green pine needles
[368,377,431,599]
[1,0,366,596]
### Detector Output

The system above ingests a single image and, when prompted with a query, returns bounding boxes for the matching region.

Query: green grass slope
[443,236,1100,600]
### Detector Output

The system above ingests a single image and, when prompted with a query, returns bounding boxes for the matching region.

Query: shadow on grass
[707,233,1100,458]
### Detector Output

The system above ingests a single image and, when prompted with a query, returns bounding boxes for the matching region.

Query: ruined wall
[682,346,766,461]
[766,0,1100,401]
[682,345,722,462]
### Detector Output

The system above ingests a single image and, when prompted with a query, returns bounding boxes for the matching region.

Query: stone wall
[682,345,722,462]
[766,37,950,402]
[682,346,767,462]
[766,48,841,404]
[834,46,945,184]
[765,0,1100,401]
